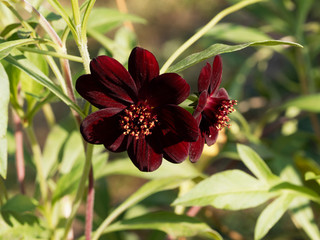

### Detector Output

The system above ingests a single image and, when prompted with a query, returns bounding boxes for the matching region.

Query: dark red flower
[189,55,237,162]
[76,47,199,172]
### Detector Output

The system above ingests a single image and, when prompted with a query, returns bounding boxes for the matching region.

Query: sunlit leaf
[205,23,271,43]
[0,62,9,179]
[0,38,41,60]
[173,170,276,210]
[92,176,194,240]
[4,54,85,117]
[167,40,303,73]
[104,212,222,240]
[254,193,294,240]
[88,8,146,33]
[270,182,320,204]
[237,144,278,184]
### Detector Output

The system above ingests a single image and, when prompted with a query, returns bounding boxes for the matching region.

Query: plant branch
[160,0,265,74]
[85,167,95,240]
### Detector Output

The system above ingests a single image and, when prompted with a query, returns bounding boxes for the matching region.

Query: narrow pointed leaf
[255,194,294,240]
[167,40,303,73]
[173,170,277,210]
[0,38,41,60]
[103,212,222,240]
[237,144,278,184]
[93,177,194,240]
[0,62,9,178]
[4,55,85,117]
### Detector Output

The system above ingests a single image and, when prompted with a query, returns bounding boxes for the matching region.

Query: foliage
[0,0,319,239]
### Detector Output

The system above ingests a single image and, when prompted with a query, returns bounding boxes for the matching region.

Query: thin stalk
[13,111,26,194]
[160,0,265,74]
[25,125,47,201]
[71,0,81,30]
[85,167,95,240]
[17,47,83,63]
[42,103,56,128]
[62,143,94,240]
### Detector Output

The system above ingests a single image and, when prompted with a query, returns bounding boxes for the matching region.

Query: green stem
[25,125,47,201]
[160,0,265,74]
[62,143,93,240]
[17,47,83,62]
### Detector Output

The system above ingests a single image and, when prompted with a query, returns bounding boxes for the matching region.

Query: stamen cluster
[214,99,237,130]
[120,103,158,139]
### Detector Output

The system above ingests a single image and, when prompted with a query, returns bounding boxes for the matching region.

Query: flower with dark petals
[189,55,237,162]
[76,47,199,172]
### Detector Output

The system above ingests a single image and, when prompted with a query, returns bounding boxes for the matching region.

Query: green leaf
[173,170,276,210]
[270,182,320,204]
[237,144,278,184]
[20,51,48,112]
[3,54,85,117]
[88,8,146,33]
[42,124,69,179]
[305,172,320,181]
[1,195,37,213]
[0,38,41,60]
[59,131,83,174]
[104,212,222,240]
[289,196,320,240]
[205,23,271,43]
[92,176,194,240]
[282,94,320,112]
[95,157,202,180]
[167,40,303,73]
[0,62,9,179]
[254,193,294,240]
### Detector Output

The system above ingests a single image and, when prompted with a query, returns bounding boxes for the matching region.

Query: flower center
[120,103,158,139]
[214,99,237,130]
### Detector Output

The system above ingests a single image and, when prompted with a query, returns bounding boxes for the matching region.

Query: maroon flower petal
[76,74,128,109]
[80,108,123,145]
[198,62,211,93]
[209,55,222,95]
[127,137,162,172]
[189,133,205,163]
[205,126,219,146]
[193,90,208,118]
[215,87,229,99]
[144,73,190,107]
[163,141,190,163]
[128,47,159,90]
[90,56,138,104]
[104,134,129,152]
[157,104,199,142]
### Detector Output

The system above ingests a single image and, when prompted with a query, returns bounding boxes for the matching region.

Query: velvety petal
[90,56,138,103]
[127,137,162,172]
[80,108,123,146]
[104,134,129,152]
[128,47,159,90]
[157,104,199,142]
[189,133,205,163]
[163,140,190,163]
[193,90,208,118]
[205,126,219,146]
[198,62,211,93]
[139,73,189,107]
[208,55,223,95]
[215,87,229,99]
[76,74,128,109]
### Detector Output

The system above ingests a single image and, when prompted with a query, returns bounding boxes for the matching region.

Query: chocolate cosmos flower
[76,47,199,172]
[189,55,236,162]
